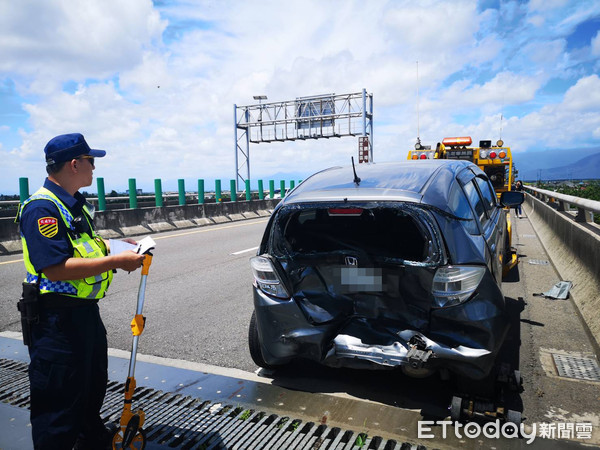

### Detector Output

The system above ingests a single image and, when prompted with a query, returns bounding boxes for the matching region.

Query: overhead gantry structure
[234,89,373,190]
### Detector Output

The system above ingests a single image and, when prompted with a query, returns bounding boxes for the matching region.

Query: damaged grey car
[248,160,524,381]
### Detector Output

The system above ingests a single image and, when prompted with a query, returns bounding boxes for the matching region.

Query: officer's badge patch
[38,217,58,238]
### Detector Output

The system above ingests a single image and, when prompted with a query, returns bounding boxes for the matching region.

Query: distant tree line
[538,180,600,202]
[536,180,600,224]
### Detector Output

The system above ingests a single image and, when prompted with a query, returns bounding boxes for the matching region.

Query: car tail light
[489,151,497,159]
[499,151,506,158]
[479,150,488,159]
[432,266,485,307]
[250,256,290,299]
[420,154,427,159]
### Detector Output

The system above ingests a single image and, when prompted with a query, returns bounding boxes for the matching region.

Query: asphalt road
[0,217,269,372]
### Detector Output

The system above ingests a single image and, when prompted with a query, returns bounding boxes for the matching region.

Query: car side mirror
[500,191,524,208]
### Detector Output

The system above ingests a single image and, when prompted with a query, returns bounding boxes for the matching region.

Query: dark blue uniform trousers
[28,303,108,449]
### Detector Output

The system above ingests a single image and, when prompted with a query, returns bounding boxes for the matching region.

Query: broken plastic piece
[533,281,572,300]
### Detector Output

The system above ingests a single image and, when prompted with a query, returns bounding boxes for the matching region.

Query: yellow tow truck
[408,137,518,276]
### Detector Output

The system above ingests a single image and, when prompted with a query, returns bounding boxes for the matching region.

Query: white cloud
[562,75,600,111]
[527,15,545,27]
[0,0,165,88]
[434,72,541,113]
[592,31,600,57]
[1,0,600,193]
[522,39,566,65]
[528,0,568,12]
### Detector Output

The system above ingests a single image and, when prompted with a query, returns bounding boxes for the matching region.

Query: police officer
[17,133,146,449]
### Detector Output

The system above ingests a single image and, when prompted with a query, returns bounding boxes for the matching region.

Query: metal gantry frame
[234,89,373,190]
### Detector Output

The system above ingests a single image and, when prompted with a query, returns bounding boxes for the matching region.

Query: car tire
[248,310,281,370]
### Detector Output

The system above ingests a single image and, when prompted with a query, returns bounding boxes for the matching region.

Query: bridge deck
[1,210,599,449]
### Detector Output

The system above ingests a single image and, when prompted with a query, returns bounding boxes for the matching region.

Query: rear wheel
[248,310,281,370]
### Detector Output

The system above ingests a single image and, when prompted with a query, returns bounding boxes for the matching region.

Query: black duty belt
[39,293,99,309]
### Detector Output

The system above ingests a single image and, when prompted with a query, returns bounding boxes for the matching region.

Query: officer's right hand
[114,250,146,272]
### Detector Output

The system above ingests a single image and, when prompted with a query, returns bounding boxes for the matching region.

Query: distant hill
[517,150,600,181]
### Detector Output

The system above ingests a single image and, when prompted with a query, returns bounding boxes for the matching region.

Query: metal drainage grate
[552,354,600,382]
[1,358,424,449]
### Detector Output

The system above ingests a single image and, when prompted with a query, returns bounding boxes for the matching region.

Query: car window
[463,180,488,228]
[475,176,496,217]
[273,205,435,263]
[448,182,479,235]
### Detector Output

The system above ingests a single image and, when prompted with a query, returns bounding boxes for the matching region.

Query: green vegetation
[239,409,252,421]
[535,180,600,224]
[354,432,367,447]
[537,180,600,201]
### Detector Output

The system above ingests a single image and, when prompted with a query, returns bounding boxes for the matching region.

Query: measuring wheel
[111,425,147,450]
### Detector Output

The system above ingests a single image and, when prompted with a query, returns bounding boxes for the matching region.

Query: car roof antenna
[415,60,422,150]
[351,157,361,186]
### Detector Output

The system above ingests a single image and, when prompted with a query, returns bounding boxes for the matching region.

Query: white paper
[109,236,156,255]
[136,236,156,255]
[109,239,137,255]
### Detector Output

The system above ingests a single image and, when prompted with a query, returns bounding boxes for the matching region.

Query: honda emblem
[345,256,358,266]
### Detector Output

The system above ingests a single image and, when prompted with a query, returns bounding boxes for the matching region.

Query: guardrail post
[178,179,186,206]
[198,179,204,204]
[128,178,138,209]
[280,180,286,198]
[215,180,222,203]
[230,180,237,202]
[258,180,264,200]
[245,180,251,201]
[97,177,106,211]
[557,200,566,212]
[290,180,295,190]
[155,179,163,207]
[19,177,29,204]
[576,207,590,223]
[269,180,274,199]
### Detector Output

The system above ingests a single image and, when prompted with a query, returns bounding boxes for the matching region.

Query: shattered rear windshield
[270,202,443,266]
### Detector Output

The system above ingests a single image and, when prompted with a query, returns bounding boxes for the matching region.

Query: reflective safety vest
[18,187,113,299]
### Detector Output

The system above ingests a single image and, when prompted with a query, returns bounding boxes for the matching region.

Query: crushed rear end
[251,202,508,380]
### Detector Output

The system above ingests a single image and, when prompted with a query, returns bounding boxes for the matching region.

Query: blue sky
[1,0,599,193]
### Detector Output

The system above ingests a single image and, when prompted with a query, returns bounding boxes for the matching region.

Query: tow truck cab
[408,137,519,276]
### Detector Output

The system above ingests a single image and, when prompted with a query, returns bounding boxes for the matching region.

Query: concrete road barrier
[0,199,280,255]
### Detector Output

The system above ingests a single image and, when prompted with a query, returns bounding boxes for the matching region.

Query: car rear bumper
[253,286,507,380]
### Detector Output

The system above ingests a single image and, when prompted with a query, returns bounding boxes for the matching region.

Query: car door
[474,176,504,284]
[461,174,504,284]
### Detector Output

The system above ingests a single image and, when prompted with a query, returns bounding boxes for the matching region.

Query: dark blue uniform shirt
[20,179,91,274]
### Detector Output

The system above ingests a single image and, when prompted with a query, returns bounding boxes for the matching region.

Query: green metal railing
[11,177,303,211]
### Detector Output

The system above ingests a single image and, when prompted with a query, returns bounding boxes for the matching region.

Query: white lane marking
[0,258,23,265]
[231,246,259,255]
[153,219,268,240]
